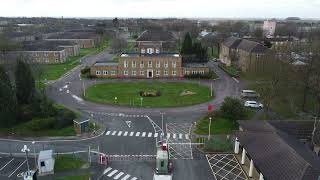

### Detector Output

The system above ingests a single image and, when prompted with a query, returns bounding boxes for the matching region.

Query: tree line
[180,32,208,62]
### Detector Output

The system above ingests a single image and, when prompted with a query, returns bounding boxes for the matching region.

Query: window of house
[111,70,116,75]
[172,61,176,68]
[140,70,144,76]
[156,49,160,54]
[156,61,160,68]
[185,70,190,75]
[45,53,48,57]
[124,60,128,68]
[55,59,59,63]
[140,61,144,68]
[164,70,168,76]
[147,48,154,54]
[256,54,260,59]
[141,48,145,54]
[192,70,197,74]
[124,70,128,75]
[156,70,160,76]
[132,61,136,68]
[96,71,101,75]
[164,62,168,68]
[103,70,108,75]
[148,60,152,68]
[172,70,176,76]
[40,161,45,167]
[132,70,136,76]
[45,59,49,63]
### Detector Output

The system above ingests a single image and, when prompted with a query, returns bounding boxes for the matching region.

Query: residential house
[234,120,320,180]
[45,32,100,48]
[219,37,242,66]
[136,30,177,51]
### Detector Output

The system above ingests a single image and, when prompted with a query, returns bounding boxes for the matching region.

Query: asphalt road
[0,40,242,180]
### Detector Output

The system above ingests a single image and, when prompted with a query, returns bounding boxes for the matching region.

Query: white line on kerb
[232,77,240,83]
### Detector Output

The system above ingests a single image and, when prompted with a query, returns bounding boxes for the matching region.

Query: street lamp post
[208,117,212,140]
[140,97,143,107]
[21,145,30,172]
[160,112,165,140]
[32,141,36,168]
[82,81,86,97]
[210,81,213,97]
[114,97,117,104]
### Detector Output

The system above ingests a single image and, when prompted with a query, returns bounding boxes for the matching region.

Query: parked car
[241,90,260,98]
[244,101,263,108]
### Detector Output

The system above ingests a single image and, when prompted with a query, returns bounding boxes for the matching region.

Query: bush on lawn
[55,107,77,129]
[139,90,161,97]
[27,117,56,131]
[80,66,90,75]
[220,97,246,121]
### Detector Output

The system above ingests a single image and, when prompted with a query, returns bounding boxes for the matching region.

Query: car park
[244,101,263,108]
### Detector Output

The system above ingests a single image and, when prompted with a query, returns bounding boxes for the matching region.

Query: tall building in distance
[263,19,277,37]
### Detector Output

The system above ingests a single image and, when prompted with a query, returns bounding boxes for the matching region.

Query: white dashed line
[8,160,26,177]
[185,134,189,140]
[130,132,134,136]
[131,177,138,180]
[117,131,123,136]
[124,131,128,136]
[106,131,111,135]
[0,158,14,170]
[107,170,119,177]
[148,132,152,137]
[141,132,146,137]
[154,133,158,137]
[173,134,177,139]
[179,134,183,139]
[112,131,117,136]
[114,172,124,179]
[135,132,140,137]
[121,174,131,180]
[167,133,171,139]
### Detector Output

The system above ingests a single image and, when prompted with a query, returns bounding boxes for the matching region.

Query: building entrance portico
[147,69,153,78]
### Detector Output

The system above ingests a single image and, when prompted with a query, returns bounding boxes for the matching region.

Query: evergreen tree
[15,60,35,105]
[0,65,17,127]
[181,32,193,55]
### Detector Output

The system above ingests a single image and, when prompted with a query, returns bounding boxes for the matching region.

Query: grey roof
[73,117,90,124]
[38,150,54,160]
[21,42,64,51]
[121,52,180,58]
[222,37,242,49]
[183,63,208,68]
[237,39,268,53]
[47,32,96,39]
[136,30,176,42]
[236,120,320,180]
[94,61,118,66]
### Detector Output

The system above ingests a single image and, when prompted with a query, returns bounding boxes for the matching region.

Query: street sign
[125,121,132,128]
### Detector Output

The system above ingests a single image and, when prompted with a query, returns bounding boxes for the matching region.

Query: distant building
[263,20,277,37]
[136,30,177,51]
[234,120,320,180]
[219,37,242,66]
[46,32,100,48]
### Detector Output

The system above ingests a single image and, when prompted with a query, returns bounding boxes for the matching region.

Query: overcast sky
[1,0,320,19]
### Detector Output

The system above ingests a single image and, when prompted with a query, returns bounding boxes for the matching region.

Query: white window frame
[124,60,128,68]
[172,70,176,76]
[156,49,160,54]
[111,70,116,75]
[156,70,160,76]
[164,62,168,68]
[96,71,101,75]
[164,70,168,76]
[140,70,144,76]
[147,48,154,54]
[124,70,128,76]
[132,61,136,68]
[185,70,190,75]
[172,61,176,68]
[140,61,144,68]
[156,61,160,68]
[103,70,108,75]
[148,60,152,68]
[132,70,136,76]
[141,48,145,54]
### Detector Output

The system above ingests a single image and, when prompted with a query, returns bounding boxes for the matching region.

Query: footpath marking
[232,77,240,83]
[107,170,119,177]
[103,167,112,175]
[121,174,131,180]
[123,131,128,136]
[117,131,123,136]
[130,132,134,136]
[114,172,124,179]
[125,121,132,128]
[8,160,26,177]
[141,132,146,137]
[0,158,14,170]
[106,131,111,135]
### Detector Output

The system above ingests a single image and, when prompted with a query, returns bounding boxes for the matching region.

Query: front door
[147,70,153,78]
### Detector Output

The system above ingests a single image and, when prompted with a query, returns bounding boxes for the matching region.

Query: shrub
[184,71,217,79]
[80,66,90,75]
[220,97,246,121]
[55,108,76,128]
[27,117,56,131]
[139,90,161,97]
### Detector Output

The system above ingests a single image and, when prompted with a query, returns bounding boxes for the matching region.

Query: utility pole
[160,112,165,140]
[210,81,213,97]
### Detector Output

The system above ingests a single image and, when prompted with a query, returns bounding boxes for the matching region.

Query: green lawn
[84,81,212,108]
[54,155,86,172]
[39,38,111,81]
[218,64,240,77]
[52,174,91,180]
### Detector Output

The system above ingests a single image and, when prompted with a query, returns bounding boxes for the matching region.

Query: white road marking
[130,132,134,136]
[154,133,158,137]
[117,131,123,136]
[114,172,124,179]
[106,131,111,135]
[107,170,119,177]
[124,131,128,136]
[135,132,140,137]
[0,158,14,170]
[103,167,112,175]
[8,160,26,177]
[232,77,240,83]
[148,132,152,137]
[167,133,171,139]
[173,134,177,139]
[131,177,137,180]
[179,134,183,139]
[112,131,117,136]
[121,174,131,180]
[141,132,146,137]
[185,134,189,140]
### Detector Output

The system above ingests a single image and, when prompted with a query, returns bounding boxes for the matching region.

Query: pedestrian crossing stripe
[102,167,138,180]
[105,131,190,140]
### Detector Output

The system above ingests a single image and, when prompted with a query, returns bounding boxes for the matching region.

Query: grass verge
[218,64,240,77]
[52,174,91,180]
[54,155,86,172]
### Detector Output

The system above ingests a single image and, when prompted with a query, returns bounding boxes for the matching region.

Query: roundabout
[83,81,213,108]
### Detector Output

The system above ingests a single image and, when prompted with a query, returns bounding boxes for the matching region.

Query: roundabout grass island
[83,81,213,108]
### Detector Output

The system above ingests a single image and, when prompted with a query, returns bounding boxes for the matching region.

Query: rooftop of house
[182,63,208,68]
[136,30,176,42]
[26,40,77,47]
[236,120,320,180]
[46,32,96,40]
[222,36,242,49]
[120,52,180,58]
[237,39,268,53]
[94,61,118,66]
[21,41,65,51]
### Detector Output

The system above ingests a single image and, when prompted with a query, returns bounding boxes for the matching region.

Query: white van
[241,90,259,98]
